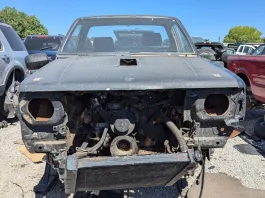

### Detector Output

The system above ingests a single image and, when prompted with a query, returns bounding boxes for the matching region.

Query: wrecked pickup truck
[15,15,246,195]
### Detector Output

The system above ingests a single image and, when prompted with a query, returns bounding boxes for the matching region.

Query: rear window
[243,46,249,53]
[0,25,25,51]
[24,37,62,51]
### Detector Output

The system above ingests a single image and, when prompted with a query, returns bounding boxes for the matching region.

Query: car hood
[20,55,244,92]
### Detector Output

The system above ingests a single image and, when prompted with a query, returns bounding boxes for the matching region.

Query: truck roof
[78,15,178,20]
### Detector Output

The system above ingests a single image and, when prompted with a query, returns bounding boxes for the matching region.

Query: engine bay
[65,90,188,157]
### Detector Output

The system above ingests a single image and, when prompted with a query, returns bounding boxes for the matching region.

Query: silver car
[0,21,28,119]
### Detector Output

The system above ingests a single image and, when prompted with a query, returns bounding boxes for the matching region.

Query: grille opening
[28,98,54,121]
[204,94,229,116]
[117,140,131,151]
[238,100,243,112]
[120,59,138,66]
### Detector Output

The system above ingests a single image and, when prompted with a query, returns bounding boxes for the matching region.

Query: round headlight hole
[28,98,54,121]
[204,94,229,116]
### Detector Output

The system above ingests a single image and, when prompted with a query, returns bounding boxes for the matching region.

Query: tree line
[0,6,264,43]
[0,6,47,38]
[224,26,264,43]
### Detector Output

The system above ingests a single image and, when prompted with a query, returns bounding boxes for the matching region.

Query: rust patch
[138,150,160,155]
[144,137,152,147]
[229,129,240,139]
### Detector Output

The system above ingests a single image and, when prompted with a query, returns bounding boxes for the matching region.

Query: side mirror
[25,53,49,70]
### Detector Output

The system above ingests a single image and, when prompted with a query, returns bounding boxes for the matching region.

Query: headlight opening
[204,94,229,116]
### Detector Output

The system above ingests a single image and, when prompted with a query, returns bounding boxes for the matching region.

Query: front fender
[235,68,252,85]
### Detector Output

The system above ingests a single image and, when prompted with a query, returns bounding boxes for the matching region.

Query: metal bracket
[165,149,196,186]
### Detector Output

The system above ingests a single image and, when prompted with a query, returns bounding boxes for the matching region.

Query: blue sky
[0,0,264,41]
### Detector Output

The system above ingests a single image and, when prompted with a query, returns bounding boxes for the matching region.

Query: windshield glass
[24,37,62,51]
[191,37,205,43]
[252,45,265,55]
[61,17,194,54]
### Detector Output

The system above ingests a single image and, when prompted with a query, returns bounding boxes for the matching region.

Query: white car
[235,44,257,55]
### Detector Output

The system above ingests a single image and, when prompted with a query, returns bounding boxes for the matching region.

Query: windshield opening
[24,37,62,51]
[61,17,194,54]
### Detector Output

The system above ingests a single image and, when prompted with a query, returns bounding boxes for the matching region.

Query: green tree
[0,6,48,38]
[223,26,263,43]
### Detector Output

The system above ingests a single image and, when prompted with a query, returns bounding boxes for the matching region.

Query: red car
[227,44,265,106]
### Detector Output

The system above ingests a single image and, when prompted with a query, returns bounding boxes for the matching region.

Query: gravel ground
[0,109,264,198]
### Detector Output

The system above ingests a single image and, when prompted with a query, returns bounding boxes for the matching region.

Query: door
[0,38,8,85]
[250,45,265,101]
[0,25,28,68]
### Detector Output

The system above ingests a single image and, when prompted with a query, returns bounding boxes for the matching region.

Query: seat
[93,37,114,52]
[142,32,162,46]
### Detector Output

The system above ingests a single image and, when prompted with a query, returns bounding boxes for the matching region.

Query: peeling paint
[33,77,42,81]
[213,73,221,77]
[125,77,134,82]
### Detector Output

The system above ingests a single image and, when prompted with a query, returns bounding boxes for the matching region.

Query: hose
[75,128,108,158]
[165,121,188,152]
[198,158,205,198]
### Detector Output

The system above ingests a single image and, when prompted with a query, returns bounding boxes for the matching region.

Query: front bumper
[65,150,196,194]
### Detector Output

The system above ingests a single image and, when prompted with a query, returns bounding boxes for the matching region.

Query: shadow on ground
[34,172,265,198]
[188,173,265,198]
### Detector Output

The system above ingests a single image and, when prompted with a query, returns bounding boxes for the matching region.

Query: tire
[254,118,265,139]
[197,48,217,61]
[2,73,18,119]
[246,86,257,109]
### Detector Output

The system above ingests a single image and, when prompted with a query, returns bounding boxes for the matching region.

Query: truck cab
[235,44,257,55]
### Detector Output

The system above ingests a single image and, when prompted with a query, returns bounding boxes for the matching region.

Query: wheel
[197,48,217,61]
[2,73,19,119]
[254,118,265,139]
[246,86,257,109]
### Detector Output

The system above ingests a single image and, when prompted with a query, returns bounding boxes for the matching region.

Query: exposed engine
[17,88,245,193]
[67,90,188,157]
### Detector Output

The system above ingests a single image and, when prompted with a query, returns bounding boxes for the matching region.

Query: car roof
[0,21,12,28]
[77,15,179,21]
[25,35,64,38]
[239,44,253,47]
[194,42,223,45]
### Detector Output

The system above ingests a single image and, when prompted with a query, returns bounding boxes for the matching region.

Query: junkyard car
[16,15,246,194]
[227,44,265,106]
[193,40,226,61]
[24,34,64,61]
[0,21,28,119]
